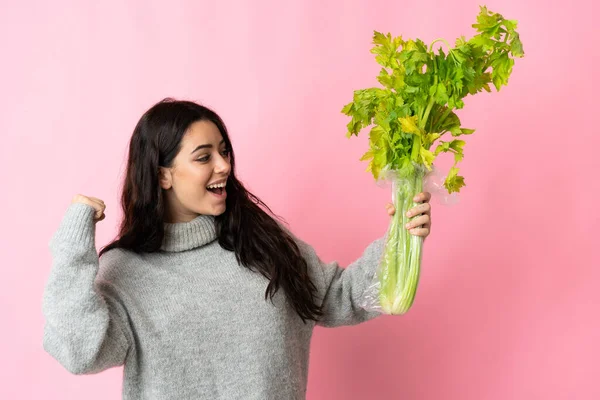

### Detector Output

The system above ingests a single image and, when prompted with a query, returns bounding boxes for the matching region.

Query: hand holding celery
[342,6,524,314]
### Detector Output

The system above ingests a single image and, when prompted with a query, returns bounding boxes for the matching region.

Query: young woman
[42,98,432,399]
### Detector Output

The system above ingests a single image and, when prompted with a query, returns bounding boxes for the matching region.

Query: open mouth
[207,187,225,195]
[206,178,228,198]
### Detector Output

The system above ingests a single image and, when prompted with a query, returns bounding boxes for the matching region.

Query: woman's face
[159,120,231,223]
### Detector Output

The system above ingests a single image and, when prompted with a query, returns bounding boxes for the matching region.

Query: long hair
[99,98,323,323]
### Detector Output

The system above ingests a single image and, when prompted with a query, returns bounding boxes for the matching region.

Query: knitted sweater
[42,202,386,399]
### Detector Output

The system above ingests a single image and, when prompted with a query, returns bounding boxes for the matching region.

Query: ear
[158,167,173,190]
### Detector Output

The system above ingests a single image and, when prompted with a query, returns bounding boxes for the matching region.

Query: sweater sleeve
[291,232,386,328]
[42,202,133,375]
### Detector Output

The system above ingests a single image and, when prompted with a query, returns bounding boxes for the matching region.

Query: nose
[215,153,231,175]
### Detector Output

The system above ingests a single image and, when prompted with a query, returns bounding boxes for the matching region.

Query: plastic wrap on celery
[360,163,458,315]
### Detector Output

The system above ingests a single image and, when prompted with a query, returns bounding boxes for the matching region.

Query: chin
[202,205,227,217]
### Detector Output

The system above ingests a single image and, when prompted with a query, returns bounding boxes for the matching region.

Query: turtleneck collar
[160,214,218,252]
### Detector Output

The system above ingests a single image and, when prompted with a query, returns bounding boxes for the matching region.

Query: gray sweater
[42,202,386,399]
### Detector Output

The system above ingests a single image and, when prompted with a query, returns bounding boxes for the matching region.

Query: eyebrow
[190,139,226,154]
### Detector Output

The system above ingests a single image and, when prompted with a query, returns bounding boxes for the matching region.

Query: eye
[196,149,230,163]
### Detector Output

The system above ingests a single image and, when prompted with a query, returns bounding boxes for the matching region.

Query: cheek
[174,165,210,196]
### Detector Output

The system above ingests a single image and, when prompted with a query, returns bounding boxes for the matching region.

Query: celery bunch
[342,6,524,314]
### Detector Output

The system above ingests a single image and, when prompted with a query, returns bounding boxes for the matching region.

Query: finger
[405,215,429,230]
[88,197,105,207]
[406,202,431,217]
[408,227,430,237]
[88,198,104,210]
[413,192,432,203]
[94,212,106,222]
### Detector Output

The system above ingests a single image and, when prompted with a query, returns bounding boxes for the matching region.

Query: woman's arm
[42,203,133,374]
[294,234,386,328]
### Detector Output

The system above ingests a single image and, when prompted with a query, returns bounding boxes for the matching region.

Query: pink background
[1,0,598,399]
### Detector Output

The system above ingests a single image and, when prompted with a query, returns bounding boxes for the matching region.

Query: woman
[42,98,432,399]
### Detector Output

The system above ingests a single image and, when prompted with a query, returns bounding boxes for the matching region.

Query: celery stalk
[378,169,425,315]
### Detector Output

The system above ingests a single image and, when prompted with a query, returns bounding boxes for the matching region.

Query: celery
[342,6,524,314]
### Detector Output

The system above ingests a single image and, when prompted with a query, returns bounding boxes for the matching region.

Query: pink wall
[1,0,598,399]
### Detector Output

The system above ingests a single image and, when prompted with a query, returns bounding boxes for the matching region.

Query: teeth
[207,182,226,189]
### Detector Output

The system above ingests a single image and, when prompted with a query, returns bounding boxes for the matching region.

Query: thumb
[385,203,395,215]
